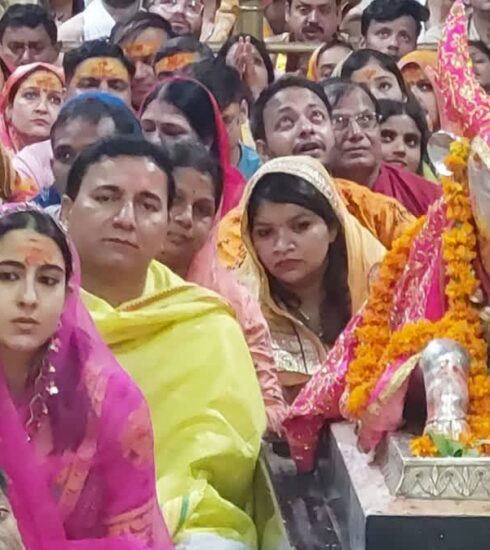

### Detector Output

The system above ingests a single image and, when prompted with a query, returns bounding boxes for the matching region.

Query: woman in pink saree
[158,138,288,435]
[139,76,246,217]
[0,203,173,549]
[283,0,490,473]
[0,63,64,155]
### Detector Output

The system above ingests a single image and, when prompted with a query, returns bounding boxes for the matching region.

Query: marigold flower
[344,140,490,457]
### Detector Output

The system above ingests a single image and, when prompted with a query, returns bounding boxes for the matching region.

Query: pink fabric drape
[283,199,449,472]
[374,163,442,217]
[0,63,64,154]
[0,203,173,549]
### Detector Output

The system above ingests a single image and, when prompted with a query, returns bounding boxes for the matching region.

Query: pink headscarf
[0,63,64,154]
[138,76,246,217]
[0,203,173,550]
[437,0,490,145]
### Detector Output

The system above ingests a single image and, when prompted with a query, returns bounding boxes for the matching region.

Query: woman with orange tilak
[0,63,64,155]
[0,63,64,202]
[283,0,490,473]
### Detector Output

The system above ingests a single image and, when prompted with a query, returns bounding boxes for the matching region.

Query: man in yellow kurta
[60,137,266,549]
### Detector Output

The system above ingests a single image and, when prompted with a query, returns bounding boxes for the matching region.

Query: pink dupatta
[0,63,64,155]
[373,163,441,217]
[283,199,448,472]
[0,204,173,549]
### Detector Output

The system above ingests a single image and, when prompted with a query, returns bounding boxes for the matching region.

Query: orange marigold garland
[344,139,490,457]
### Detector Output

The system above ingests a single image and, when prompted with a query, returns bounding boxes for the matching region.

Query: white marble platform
[324,423,490,550]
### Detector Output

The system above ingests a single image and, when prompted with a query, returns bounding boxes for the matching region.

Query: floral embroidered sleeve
[282,313,363,472]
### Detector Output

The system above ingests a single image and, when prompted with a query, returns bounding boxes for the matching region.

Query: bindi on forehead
[74,57,130,81]
[354,65,388,82]
[19,71,63,93]
[402,66,425,86]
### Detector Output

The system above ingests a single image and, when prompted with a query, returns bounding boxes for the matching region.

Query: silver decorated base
[379,431,490,500]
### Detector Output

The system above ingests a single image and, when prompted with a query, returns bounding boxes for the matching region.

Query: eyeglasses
[150,0,203,15]
[331,112,380,132]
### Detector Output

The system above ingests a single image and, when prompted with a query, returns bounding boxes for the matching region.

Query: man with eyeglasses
[217,76,416,272]
[323,79,440,217]
[147,0,204,37]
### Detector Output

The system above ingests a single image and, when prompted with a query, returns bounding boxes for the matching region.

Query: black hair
[0,210,91,455]
[251,75,332,142]
[217,33,275,85]
[339,48,408,98]
[361,0,429,38]
[0,468,6,494]
[51,93,143,144]
[66,137,175,205]
[109,11,174,45]
[154,35,213,68]
[322,77,381,116]
[167,138,223,209]
[140,79,220,162]
[189,58,251,110]
[0,4,57,44]
[247,173,351,345]
[0,210,72,280]
[63,39,135,83]
[378,97,430,174]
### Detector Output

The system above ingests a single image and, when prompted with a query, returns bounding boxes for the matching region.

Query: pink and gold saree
[283,199,449,472]
[0,203,173,549]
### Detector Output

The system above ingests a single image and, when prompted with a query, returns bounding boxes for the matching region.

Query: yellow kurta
[82,261,266,548]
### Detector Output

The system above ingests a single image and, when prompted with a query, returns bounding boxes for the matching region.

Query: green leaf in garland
[429,433,465,457]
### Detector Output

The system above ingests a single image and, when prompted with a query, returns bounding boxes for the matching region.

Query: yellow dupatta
[237,157,386,395]
[241,156,386,315]
[82,261,266,548]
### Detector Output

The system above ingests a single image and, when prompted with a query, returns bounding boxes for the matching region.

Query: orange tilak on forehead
[402,65,425,87]
[355,66,385,82]
[124,40,160,60]
[19,71,63,94]
[155,52,198,75]
[74,57,130,81]
[20,238,56,266]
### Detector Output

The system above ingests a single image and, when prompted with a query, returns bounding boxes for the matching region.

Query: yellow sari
[235,156,386,400]
[82,261,266,548]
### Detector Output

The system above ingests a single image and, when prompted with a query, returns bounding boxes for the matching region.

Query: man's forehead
[291,0,336,8]
[266,86,325,112]
[73,57,129,80]
[84,155,167,186]
[369,15,418,31]
[3,24,50,40]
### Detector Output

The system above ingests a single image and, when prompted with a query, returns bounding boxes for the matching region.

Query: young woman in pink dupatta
[139,76,246,217]
[158,137,288,435]
[0,203,173,549]
[0,63,64,155]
